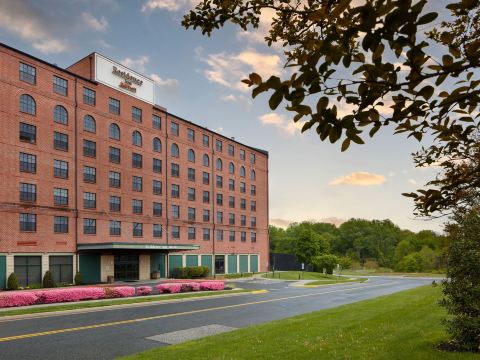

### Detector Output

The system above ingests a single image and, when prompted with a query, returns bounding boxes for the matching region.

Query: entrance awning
[77,242,200,251]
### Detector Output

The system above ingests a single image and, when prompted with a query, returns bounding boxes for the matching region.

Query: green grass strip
[122,285,478,360]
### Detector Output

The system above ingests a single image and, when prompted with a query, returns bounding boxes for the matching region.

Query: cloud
[329,172,386,186]
[220,94,252,106]
[141,0,198,12]
[198,48,282,92]
[0,1,68,54]
[151,73,179,91]
[407,179,417,185]
[270,217,347,229]
[237,8,275,45]
[258,113,302,136]
[81,12,108,32]
[120,56,150,72]
[96,39,113,49]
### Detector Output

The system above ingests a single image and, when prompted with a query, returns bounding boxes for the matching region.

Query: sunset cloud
[329,172,386,186]
[258,113,302,136]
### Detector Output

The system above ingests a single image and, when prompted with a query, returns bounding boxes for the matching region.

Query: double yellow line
[0,283,392,343]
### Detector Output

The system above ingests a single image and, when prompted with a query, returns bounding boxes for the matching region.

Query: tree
[440,209,480,352]
[7,273,19,290]
[313,254,339,274]
[42,270,55,288]
[183,0,480,214]
[294,229,322,265]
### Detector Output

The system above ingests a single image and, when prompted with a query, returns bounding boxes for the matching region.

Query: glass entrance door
[215,255,225,274]
[114,255,139,281]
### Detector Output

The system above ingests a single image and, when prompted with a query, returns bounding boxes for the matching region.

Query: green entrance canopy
[77,242,200,251]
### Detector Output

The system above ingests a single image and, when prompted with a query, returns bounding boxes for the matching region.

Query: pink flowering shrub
[0,291,38,308]
[136,286,152,296]
[35,288,105,304]
[104,286,136,298]
[199,281,225,291]
[157,283,182,294]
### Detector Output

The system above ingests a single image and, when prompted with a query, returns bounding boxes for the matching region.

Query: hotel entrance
[114,254,139,281]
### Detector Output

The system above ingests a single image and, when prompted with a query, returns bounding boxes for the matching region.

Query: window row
[19,63,67,96]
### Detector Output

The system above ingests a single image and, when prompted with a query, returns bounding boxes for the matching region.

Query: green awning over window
[77,243,200,251]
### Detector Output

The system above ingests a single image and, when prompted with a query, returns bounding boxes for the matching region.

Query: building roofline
[0,42,97,85]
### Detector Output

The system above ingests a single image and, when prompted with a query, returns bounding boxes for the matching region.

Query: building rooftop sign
[94,53,155,104]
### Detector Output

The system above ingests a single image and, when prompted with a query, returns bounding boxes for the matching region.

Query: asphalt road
[0,276,434,359]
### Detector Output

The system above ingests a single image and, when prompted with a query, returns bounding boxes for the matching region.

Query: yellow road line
[0,282,395,343]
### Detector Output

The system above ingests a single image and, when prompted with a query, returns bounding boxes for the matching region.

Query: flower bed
[0,280,226,308]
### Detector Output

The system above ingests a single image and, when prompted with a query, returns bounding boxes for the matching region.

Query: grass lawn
[262,271,346,280]
[122,285,479,360]
[341,269,446,277]
[305,277,367,286]
[0,289,251,317]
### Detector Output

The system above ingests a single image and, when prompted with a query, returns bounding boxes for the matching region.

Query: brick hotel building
[0,43,269,287]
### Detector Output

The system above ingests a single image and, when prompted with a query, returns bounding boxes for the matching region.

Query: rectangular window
[216,229,223,241]
[133,222,143,237]
[171,122,179,136]
[171,184,180,198]
[188,227,196,240]
[229,213,235,225]
[132,199,143,214]
[171,163,179,177]
[19,122,36,143]
[229,231,235,242]
[202,134,209,147]
[216,193,223,206]
[54,132,68,151]
[251,201,257,212]
[228,144,234,156]
[240,198,246,210]
[203,190,210,204]
[132,153,142,168]
[229,179,235,191]
[109,171,121,188]
[188,187,195,201]
[20,152,36,173]
[241,231,246,242]
[83,87,96,106]
[83,218,96,234]
[240,182,246,193]
[109,97,120,115]
[216,175,223,188]
[19,63,36,84]
[53,76,68,96]
[153,180,162,195]
[216,139,223,152]
[132,107,142,122]
[153,224,162,238]
[153,158,162,173]
[203,209,210,222]
[83,140,96,158]
[19,183,36,202]
[216,211,223,224]
[251,185,256,196]
[83,166,96,183]
[109,146,121,163]
[241,215,246,226]
[202,172,210,185]
[54,159,68,179]
[54,188,68,206]
[240,149,245,161]
[54,216,68,233]
[188,207,196,221]
[250,153,256,164]
[83,192,96,209]
[188,168,195,182]
[251,232,257,243]
[171,204,180,219]
[171,226,180,239]
[132,176,142,191]
[152,114,161,129]
[110,196,121,212]
[203,228,210,241]
[20,213,36,231]
[251,217,257,227]
[153,202,162,216]
[229,196,235,208]
[49,256,73,284]
[14,256,41,287]
[110,220,121,236]
[187,128,195,142]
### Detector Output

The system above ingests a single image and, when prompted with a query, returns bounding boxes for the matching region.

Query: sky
[0,0,447,233]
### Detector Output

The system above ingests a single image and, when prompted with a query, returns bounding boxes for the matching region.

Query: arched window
[19,94,35,115]
[132,131,142,146]
[53,105,68,124]
[84,115,96,133]
[188,149,195,162]
[171,143,179,157]
[109,123,120,140]
[240,166,246,178]
[216,158,223,171]
[229,162,235,174]
[153,137,162,152]
[203,154,209,167]
[251,169,256,181]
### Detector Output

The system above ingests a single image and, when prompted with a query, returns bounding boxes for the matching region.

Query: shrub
[313,254,338,274]
[0,291,38,307]
[136,286,152,296]
[172,266,210,279]
[7,273,19,290]
[74,272,83,285]
[199,281,225,291]
[35,287,105,304]
[157,283,182,294]
[172,267,190,279]
[42,270,55,288]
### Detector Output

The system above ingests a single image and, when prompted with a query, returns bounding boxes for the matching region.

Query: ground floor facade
[0,250,261,288]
